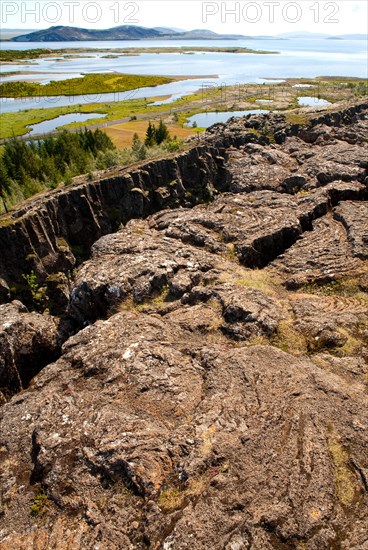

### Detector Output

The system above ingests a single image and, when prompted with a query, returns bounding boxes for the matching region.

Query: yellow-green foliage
[328,428,355,506]
[0,49,57,62]
[144,286,172,308]
[158,476,208,513]
[0,73,174,98]
[236,269,280,294]
[217,266,280,296]
[119,286,174,314]
[0,93,193,139]
[284,112,310,126]
[301,274,368,304]
[245,334,270,347]
[273,319,307,355]
[224,243,237,261]
[30,492,48,517]
[158,487,184,512]
[333,328,363,357]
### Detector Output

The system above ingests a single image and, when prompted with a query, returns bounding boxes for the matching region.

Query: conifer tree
[132,133,142,155]
[0,163,11,213]
[0,128,116,207]
[155,119,170,144]
[132,133,147,160]
[144,122,156,147]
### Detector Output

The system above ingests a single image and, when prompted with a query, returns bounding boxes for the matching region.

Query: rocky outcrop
[270,212,366,288]
[0,101,366,305]
[0,145,226,296]
[226,139,368,193]
[0,312,367,549]
[0,301,60,402]
[0,100,367,548]
[334,201,368,259]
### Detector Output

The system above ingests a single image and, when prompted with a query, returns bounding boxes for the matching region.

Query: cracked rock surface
[0,301,60,403]
[0,101,367,549]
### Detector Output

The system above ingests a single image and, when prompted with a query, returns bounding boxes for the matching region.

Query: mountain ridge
[11,24,252,42]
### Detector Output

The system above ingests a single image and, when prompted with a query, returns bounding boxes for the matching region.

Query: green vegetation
[0,96,177,140]
[273,319,308,356]
[21,271,47,308]
[0,75,365,209]
[344,81,368,97]
[0,49,58,62]
[332,328,364,358]
[0,46,278,65]
[300,275,368,303]
[0,161,12,213]
[284,112,311,126]
[22,271,41,300]
[145,119,170,146]
[131,133,147,160]
[158,476,208,513]
[217,266,280,296]
[30,492,49,517]
[145,121,156,147]
[0,123,184,213]
[115,46,278,55]
[328,427,356,506]
[0,128,115,211]
[2,76,364,141]
[0,73,174,98]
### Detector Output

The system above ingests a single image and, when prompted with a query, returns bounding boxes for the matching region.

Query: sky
[1,1,367,36]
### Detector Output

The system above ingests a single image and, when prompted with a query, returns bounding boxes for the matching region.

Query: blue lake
[186,109,268,128]
[27,112,106,136]
[0,38,366,114]
[297,96,331,106]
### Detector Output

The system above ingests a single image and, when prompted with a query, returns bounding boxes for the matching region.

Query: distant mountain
[11,24,255,42]
[327,34,367,40]
[277,31,367,40]
[6,27,368,42]
[186,29,218,36]
[153,27,185,34]
[277,31,329,39]
[11,25,163,42]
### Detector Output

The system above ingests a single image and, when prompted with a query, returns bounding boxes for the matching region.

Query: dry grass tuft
[328,427,355,506]
[272,319,307,355]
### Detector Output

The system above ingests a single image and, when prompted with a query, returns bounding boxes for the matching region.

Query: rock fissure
[0,100,367,548]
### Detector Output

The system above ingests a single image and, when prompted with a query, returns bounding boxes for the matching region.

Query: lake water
[297,96,331,106]
[27,112,106,135]
[0,72,84,83]
[186,109,268,128]
[0,38,366,114]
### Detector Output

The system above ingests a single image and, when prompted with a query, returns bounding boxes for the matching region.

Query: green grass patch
[0,97,173,139]
[30,492,49,517]
[0,49,61,62]
[284,112,311,126]
[0,47,278,65]
[0,73,174,98]
[299,275,368,304]
[327,426,356,506]
[272,319,308,355]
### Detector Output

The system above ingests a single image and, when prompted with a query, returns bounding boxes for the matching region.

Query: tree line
[0,120,182,214]
[0,128,115,212]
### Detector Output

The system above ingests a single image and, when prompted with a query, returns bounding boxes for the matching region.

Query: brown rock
[0,301,60,400]
[0,100,368,549]
[0,313,367,548]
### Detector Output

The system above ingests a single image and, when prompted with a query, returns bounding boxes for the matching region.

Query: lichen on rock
[0,100,367,549]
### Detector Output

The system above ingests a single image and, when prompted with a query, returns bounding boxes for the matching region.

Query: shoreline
[0,76,366,141]
[0,46,279,63]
